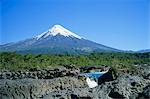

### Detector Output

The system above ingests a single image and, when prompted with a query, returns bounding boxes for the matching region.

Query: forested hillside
[0,52,149,71]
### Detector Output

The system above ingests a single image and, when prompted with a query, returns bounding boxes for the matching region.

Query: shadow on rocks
[98,68,117,85]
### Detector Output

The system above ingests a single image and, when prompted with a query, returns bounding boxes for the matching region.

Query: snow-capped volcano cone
[0,24,120,54]
[36,25,82,40]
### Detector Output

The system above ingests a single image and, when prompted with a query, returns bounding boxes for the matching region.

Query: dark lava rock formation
[0,65,150,99]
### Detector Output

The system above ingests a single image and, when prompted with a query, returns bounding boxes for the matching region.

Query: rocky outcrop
[80,65,110,73]
[0,65,150,99]
[0,77,87,99]
[0,66,80,80]
[91,73,150,99]
[137,84,150,99]
[98,68,117,84]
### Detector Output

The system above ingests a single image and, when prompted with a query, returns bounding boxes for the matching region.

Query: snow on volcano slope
[36,25,82,40]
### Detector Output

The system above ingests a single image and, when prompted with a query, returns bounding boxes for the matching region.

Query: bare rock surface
[0,77,87,99]
[0,65,150,99]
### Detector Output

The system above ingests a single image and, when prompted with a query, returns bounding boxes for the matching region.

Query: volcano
[0,25,120,54]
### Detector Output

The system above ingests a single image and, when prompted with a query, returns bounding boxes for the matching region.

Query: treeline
[0,52,149,71]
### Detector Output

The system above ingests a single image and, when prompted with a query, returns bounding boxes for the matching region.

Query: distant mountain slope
[137,49,150,53]
[0,25,121,54]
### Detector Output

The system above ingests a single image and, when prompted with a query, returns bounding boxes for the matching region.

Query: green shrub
[0,52,149,71]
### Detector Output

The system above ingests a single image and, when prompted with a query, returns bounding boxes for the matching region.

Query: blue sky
[0,0,149,51]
